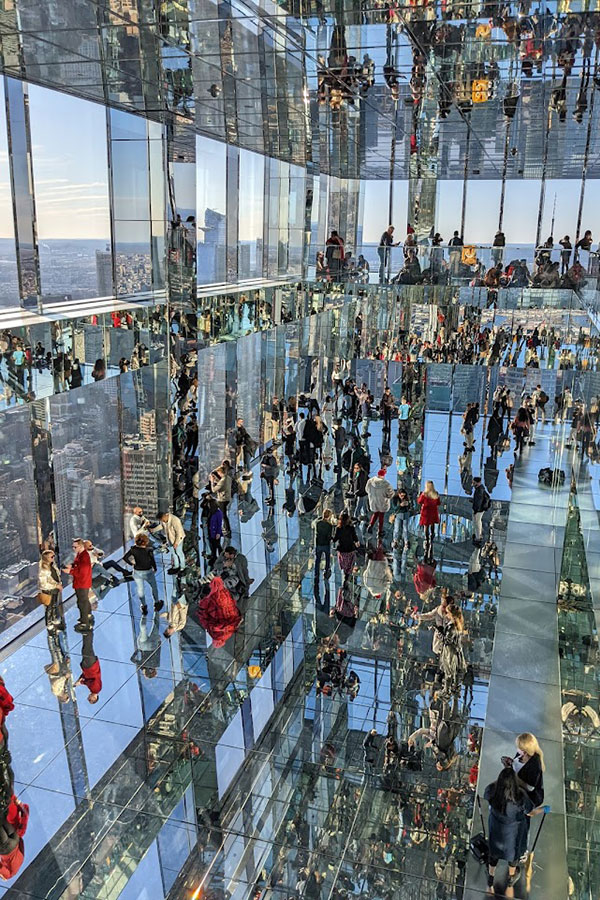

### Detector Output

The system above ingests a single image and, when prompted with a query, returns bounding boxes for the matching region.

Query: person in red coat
[75,630,102,704]
[196,576,242,648]
[63,538,93,632]
[417,481,441,560]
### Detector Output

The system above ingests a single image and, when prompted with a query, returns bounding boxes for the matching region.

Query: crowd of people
[20,324,575,897]
[317,225,596,291]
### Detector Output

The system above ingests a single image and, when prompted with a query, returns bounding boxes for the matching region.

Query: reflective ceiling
[1,0,599,178]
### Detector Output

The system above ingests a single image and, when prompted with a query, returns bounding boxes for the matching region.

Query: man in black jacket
[471,476,490,544]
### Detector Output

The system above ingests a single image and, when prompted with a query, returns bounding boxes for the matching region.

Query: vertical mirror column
[4,76,41,311]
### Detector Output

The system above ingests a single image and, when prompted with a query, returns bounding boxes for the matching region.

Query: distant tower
[96,244,113,297]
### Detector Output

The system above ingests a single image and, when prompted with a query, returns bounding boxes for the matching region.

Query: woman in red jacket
[418,480,440,559]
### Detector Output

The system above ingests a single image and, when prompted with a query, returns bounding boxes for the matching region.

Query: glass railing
[316,243,600,293]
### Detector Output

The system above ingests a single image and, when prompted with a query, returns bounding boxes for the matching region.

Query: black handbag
[470,794,490,865]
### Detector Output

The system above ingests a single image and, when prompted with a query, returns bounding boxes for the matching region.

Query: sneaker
[506,867,521,888]
[74,623,92,633]
[140,604,149,616]
[154,600,165,612]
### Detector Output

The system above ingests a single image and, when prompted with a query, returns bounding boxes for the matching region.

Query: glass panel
[196,135,226,284]
[0,406,39,625]
[51,380,123,555]
[28,85,111,301]
[501,179,542,265]
[238,149,265,280]
[0,79,19,310]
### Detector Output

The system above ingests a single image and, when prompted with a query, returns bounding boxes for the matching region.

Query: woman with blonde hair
[502,732,545,807]
[417,480,440,558]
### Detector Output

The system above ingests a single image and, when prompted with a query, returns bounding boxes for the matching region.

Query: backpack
[482,490,491,511]
[538,467,565,486]
[538,390,549,405]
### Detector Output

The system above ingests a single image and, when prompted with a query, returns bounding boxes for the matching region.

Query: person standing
[158,511,186,574]
[380,386,396,437]
[559,235,572,274]
[397,395,411,445]
[417,480,440,558]
[471,476,490,545]
[378,225,400,283]
[312,508,334,581]
[270,396,282,445]
[260,447,279,506]
[325,230,345,281]
[64,538,93,633]
[334,511,360,579]
[448,231,464,275]
[124,533,161,615]
[366,468,395,539]
[209,462,233,538]
[352,462,369,523]
[483,768,542,892]
[234,418,256,474]
[38,549,64,633]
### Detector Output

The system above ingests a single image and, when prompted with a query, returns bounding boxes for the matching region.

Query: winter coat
[208,509,223,540]
[366,475,395,512]
[484,782,534,863]
[418,493,440,526]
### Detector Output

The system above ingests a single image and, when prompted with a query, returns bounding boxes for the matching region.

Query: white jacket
[161,513,185,546]
[366,476,395,512]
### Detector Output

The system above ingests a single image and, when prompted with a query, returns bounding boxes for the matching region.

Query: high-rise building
[95,245,113,297]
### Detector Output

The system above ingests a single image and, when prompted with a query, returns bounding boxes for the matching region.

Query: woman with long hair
[417,480,440,557]
[503,732,545,807]
[511,406,531,455]
[38,549,64,633]
[438,604,467,698]
[334,510,360,579]
[483,767,539,891]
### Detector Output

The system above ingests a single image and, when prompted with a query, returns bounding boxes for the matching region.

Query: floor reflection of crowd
[19,344,570,897]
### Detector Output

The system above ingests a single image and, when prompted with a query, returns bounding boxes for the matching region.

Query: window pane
[197,135,226,284]
[0,80,19,310]
[239,150,265,280]
[28,85,111,301]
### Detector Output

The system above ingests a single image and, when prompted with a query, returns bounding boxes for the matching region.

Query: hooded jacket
[366,475,395,512]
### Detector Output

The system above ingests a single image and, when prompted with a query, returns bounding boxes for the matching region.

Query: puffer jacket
[366,475,395,512]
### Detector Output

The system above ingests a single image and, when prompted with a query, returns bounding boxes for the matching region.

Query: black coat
[484,782,534,863]
[487,415,504,448]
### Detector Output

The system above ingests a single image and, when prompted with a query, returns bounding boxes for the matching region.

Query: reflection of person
[38,549,64,633]
[63,538,93,633]
[131,612,161,678]
[75,629,102,704]
[196,576,242,647]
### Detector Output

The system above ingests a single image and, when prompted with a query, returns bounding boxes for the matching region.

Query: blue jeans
[133,569,159,605]
[393,513,410,544]
[315,545,331,578]
[354,495,369,519]
[170,542,186,570]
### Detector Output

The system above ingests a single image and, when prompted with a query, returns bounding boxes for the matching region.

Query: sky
[0,78,599,247]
